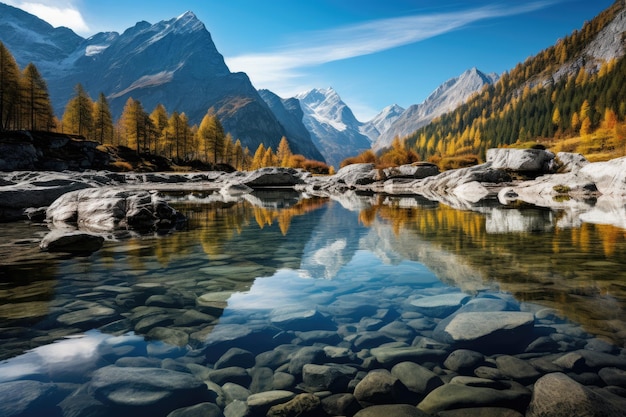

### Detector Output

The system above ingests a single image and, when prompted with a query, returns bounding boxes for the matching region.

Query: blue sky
[4,0,615,120]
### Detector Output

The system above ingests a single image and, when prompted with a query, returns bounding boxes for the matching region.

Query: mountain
[258,90,325,162]
[295,88,372,168]
[360,104,405,143]
[0,3,320,159]
[404,0,626,164]
[372,68,499,151]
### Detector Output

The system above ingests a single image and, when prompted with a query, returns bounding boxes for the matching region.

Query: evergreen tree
[93,93,114,144]
[0,42,20,130]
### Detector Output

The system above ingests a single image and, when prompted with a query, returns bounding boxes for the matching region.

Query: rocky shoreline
[1,147,626,246]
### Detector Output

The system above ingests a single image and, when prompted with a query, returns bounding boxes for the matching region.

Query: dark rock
[239,167,305,188]
[287,346,327,377]
[599,367,626,387]
[353,369,411,407]
[249,367,274,393]
[495,355,541,384]
[208,367,251,387]
[215,348,255,370]
[58,392,110,417]
[370,345,448,367]
[321,393,362,417]
[437,408,524,417]
[167,402,224,417]
[417,380,531,414]
[390,362,444,396]
[353,404,430,417]
[221,383,251,405]
[444,349,485,373]
[267,393,321,417]
[302,364,356,392]
[40,229,105,253]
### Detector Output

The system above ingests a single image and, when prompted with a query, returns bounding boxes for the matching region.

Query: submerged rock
[40,229,105,253]
[526,372,626,417]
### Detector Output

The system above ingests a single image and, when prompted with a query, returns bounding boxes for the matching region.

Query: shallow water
[1,191,625,415]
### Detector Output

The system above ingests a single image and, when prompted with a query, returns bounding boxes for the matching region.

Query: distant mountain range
[3,1,616,168]
[0,3,318,159]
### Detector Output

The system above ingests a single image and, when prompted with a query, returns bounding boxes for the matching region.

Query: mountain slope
[0,4,300,156]
[295,88,372,168]
[360,104,405,143]
[373,68,499,151]
[258,89,325,162]
[405,0,626,164]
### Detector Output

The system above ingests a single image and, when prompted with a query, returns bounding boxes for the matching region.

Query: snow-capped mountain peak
[295,87,371,167]
[296,87,361,132]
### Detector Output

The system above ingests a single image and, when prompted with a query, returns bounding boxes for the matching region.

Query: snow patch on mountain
[360,104,405,143]
[296,88,372,168]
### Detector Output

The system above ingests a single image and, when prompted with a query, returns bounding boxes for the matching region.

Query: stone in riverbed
[370,345,448,366]
[0,380,63,417]
[526,372,626,417]
[40,229,105,253]
[302,364,357,392]
[495,355,541,384]
[409,293,470,318]
[267,393,321,417]
[88,366,210,413]
[246,390,295,415]
[208,367,251,387]
[443,349,485,374]
[321,393,362,417]
[417,380,531,414]
[391,362,444,396]
[353,369,411,406]
[433,312,535,352]
[215,348,255,370]
[354,404,431,417]
[167,402,224,417]
[269,307,335,331]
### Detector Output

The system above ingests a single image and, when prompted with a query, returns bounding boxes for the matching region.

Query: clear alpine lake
[1,191,626,416]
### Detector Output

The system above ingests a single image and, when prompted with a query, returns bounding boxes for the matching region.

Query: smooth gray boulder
[239,167,306,188]
[332,163,377,186]
[417,380,531,414]
[46,188,183,232]
[353,369,410,406]
[486,148,555,173]
[88,366,209,412]
[526,372,626,417]
[555,152,589,172]
[381,163,440,180]
[433,312,535,352]
[391,362,444,396]
[579,156,626,195]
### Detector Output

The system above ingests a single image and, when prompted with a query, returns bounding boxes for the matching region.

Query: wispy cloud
[4,0,90,35]
[225,1,555,96]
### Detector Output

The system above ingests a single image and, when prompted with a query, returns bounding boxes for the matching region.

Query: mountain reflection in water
[0,191,625,361]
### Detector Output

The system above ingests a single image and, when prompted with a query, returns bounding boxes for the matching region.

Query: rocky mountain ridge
[295,88,372,168]
[0,3,320,160]
[372,68,499,151]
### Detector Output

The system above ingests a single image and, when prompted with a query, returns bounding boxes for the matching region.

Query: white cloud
[4,0,90,35]
[225,1,555,97]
